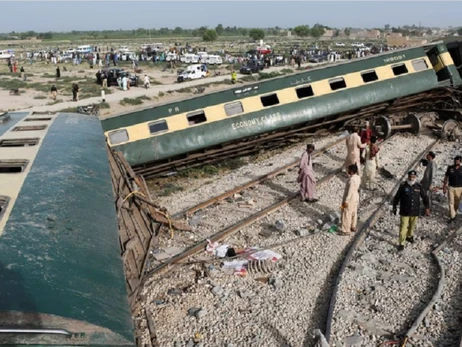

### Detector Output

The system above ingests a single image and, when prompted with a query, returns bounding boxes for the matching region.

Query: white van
[205,55,222,65]
[181,53,199,64]
[177,64,208,82]
[77,45,93,53]
[165,52,178,62]
[0,50,14,59]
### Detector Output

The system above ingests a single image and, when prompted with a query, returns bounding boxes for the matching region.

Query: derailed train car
[0,112,135,346]
[101,39,462,177]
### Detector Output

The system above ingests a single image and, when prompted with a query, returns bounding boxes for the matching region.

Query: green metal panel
[435,42,462,86]
[115,70,438,166]
[0,113,134,346]
[101,47,428,131]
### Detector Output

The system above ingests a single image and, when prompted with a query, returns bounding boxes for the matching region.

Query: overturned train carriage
[102,40,462,178]
[0,112,135,346]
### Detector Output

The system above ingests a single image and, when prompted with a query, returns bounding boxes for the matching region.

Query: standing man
[420,151,437,210]
[345,126,367,176]
[443,155,462,224]
[231,70,237,84]
[56,65,61,79]
[393,170,430,251]
[72,83,79,102]
[361,135,380,190]
[340,164,361,236]
[297,144,318,203]
[50,85,57,100]
[360,121,373,163]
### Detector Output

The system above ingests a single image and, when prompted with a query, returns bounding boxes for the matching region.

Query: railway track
[136,133,439,346]
[327,140,462,347]
[133,88,457,179]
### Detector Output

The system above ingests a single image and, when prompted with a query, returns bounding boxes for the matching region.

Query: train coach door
[445,41,462,78]
[426,47,451,83]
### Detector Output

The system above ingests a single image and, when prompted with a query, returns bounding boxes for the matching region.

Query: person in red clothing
[360,121,373,163]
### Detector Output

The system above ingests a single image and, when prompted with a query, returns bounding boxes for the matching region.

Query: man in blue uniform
[392,170,430,251]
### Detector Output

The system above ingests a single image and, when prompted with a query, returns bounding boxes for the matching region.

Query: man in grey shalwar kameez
[420,151,437,209]
[297,144,318,202]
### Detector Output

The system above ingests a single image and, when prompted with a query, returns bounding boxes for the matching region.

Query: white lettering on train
[383,54,406,63]
[231,112,282,130]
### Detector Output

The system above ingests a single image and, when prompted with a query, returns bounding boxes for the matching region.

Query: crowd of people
[297,124,462,251]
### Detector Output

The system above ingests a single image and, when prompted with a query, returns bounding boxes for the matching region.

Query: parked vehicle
[76,45,93,54]
[96,68,139,87]
[177,64,208,82]
[0,50,14,59]
[239,60,264,74]
[205,55,223,65]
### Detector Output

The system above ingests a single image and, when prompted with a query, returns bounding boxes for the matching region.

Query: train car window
[260,94,280,107]
[0,196,10,220]
[24,118,52,121]
[411,59,428,72]
[224,101,244,116]
[187,111,207,125]
[329,77,347,90]
[148,120,169,134]
[0,159,29,173]
[392,64,408,76]
[296,85,314,99]
[0,138,39,147]
[108,129,129,145]
[13,125,47,131]
[361,70,379,83]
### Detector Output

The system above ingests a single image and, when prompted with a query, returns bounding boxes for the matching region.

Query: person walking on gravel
[393,170,430,251]
[443,155,462,224]
[345,126,367,177]
[420,151,437,210]
[361,135,380,190]
[297,143,318,203]
[340,164,360,236]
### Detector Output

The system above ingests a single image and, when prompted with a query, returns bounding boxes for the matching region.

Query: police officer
[392,170,430,251]
[443,155,462,224]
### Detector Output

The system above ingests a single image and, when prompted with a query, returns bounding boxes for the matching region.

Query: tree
[293,25,310,37]
[310,24,325,38]
[344,27,351,37]
[215,24,224,36]
[385,24,390,31]
[173,27,183,35]
[203,29,218,42]
[240,28,248,36]
[249,28,265,41]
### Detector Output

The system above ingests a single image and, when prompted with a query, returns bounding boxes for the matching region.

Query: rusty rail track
[174,137,346,219]
[133,88,454,179]
[144,134,397,280]
[323,139,439,344]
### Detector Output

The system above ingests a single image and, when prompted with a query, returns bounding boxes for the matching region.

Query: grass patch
[57,107,78,113]
[176,87,192,93]
[0,79,28,90]
[99,102,110,109]
[177,165,220,179]
[46,99,63,105]
[158,91,165,97]
[280,68,294,74]
[33,95,47,99]
[240,75,258,82]
[119,95,149,106]
[258,72,282,80]
[217,157,246,171]
[159,183,184,196]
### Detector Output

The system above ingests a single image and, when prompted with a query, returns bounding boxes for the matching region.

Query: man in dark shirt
[393,170,430,251]
[443,155,462,224]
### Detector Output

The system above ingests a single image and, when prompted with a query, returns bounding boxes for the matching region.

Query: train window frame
[187,110,207,126]
[23,117,52,122]
[13,125,47,131]
[108,129,129,145]
[148,120,169,135]
[361,70,379,83]
[0,196,10,221]
[411,59,428,72]
[224,101,244,117]
[0,138,39,147]
[329,77,347,91]
[295,85,314,99]
[0,159,29,174]
[392,63,408,76]
[260,93,280,107]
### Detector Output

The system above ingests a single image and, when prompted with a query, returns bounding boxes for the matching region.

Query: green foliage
[249,28,265,41]
[202,29,218,42]
[293,25,310,37]
[258,71,282,80]
[99,102,110,109]
[159,183,184,196]
[310,24,326,38]
[119,96,148,106]
[215,24,224,36]
[344,27,351,37]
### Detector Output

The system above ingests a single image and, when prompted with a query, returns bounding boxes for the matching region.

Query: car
[308,55,326,63]
[96,68,139,87]
[239,60,265,75]
[335,42,346,47]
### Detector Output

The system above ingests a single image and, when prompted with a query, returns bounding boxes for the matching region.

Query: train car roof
[0,112,134,346]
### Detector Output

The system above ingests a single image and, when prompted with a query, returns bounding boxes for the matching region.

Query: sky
[0,1,460,33]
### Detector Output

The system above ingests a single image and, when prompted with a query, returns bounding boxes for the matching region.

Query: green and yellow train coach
[0,112,134,346]
[102,40,462,171]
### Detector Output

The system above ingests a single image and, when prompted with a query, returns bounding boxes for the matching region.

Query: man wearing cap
[392,170,430,251]
[443,155,462,224]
